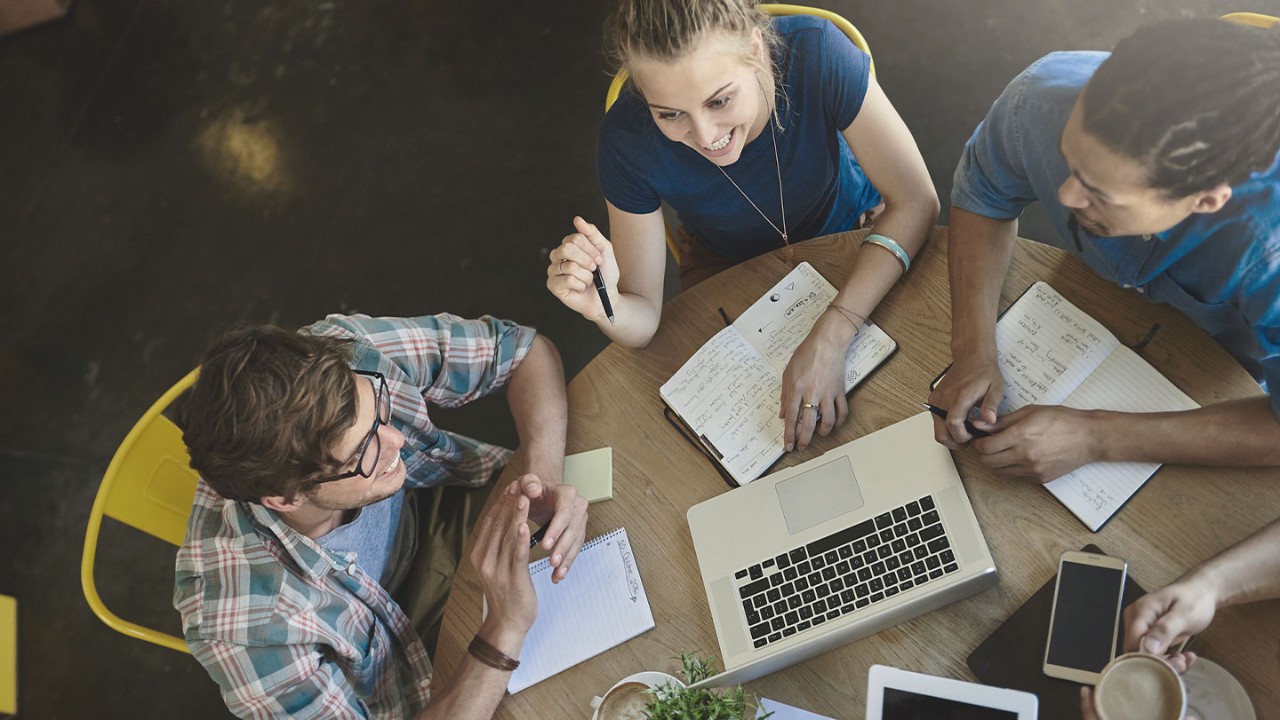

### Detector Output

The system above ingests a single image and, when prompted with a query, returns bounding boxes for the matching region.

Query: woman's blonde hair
[605,0,780,93]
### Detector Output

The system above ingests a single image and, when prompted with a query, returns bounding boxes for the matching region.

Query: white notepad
[508,528,654,693]
[993,282,1199,531]
[660,262,897,485]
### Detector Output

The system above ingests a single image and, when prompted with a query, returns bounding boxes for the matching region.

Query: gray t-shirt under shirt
[317,488,408,590]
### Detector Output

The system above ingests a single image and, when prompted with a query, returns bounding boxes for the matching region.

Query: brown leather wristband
[468,634,520,672]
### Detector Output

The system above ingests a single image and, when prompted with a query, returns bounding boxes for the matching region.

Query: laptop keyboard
[733,494,959,649]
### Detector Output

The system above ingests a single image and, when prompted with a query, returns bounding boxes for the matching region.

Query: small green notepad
[562,447,612,503]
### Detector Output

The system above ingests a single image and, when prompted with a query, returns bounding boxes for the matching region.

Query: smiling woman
[545,0,939,453]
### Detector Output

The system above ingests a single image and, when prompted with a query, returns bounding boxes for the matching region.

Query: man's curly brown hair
[181,326,358,503]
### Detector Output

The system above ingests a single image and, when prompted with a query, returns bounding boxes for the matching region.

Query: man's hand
[469,484,538,637]
[780,317,851,452]
[969,405,1100,483]
[516,474,588,584]
[929,351,1004,448]
[1079,686,1101,720]
[1123,574,1217,665]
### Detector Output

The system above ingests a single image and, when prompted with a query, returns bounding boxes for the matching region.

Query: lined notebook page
[735,262,896,384]
[995,282,1119,413]
[660,262,896,484]
[1045,347,1199,531]
[660,326,782,482]
[508,528,654,693]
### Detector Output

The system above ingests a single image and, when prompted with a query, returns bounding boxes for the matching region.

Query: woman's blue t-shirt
[598,15,882,262]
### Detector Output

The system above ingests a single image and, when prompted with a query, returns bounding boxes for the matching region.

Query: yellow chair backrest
[602,4,874,263]
[80,368,200,654]
[1220,12,1278,28]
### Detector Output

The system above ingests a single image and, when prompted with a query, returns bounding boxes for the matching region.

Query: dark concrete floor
[0,0,1249,716]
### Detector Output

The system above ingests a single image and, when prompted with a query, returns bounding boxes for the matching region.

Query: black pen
[529,523,549,549]
[922,402,992,438]
[593,267,616,326]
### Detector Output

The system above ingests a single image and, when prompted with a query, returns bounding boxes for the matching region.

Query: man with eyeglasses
[173,313,588,720]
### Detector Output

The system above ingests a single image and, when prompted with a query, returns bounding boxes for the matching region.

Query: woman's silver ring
[557,259,566,276]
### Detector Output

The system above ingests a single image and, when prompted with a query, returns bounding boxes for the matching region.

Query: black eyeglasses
[314,370,392,485]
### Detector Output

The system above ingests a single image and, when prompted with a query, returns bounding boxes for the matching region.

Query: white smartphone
[1043,550,1128,684]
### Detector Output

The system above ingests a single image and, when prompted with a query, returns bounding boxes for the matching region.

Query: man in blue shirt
[930,18,1280,482]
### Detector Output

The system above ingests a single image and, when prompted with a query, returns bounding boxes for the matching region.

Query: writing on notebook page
[756,290,823,362]
[995,283,1117,413]
[990,282,1198,531]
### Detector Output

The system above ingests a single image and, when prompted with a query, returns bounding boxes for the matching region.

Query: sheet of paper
[734,262,897,392]
[736,261,837,370]
[563,447,612,503]
[756,698,835,719]
[994,282,1119,414]
[1044,346,1199,531]
[660,325,783,483]
[508,528,654,693]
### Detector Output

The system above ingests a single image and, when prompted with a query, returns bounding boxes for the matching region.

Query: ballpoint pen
[922,402,992,438]
[529,523,549,549]
[593,267,616,326]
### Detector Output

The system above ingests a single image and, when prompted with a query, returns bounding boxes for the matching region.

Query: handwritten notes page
[508,528,654,693]
[997,283,1199,531]
[993,282,1119,413]
[660,262,897,485]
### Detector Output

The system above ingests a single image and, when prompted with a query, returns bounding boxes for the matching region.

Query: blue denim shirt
[952,51,1280,416]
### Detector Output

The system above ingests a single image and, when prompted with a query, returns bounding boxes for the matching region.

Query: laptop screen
[882,688,1019,720]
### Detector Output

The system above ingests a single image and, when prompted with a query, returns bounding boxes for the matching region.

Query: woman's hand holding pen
[513,474,589,584]
[547,216,619,324]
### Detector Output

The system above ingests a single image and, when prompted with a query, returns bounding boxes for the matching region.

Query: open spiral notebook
[508,528,655,693]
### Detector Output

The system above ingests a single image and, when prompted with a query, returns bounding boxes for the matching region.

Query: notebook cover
[965,545,1146,720]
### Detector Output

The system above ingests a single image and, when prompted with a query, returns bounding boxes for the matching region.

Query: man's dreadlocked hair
[1081,17,1280,199]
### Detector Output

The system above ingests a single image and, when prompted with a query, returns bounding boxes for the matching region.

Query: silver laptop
[686,412,998,688]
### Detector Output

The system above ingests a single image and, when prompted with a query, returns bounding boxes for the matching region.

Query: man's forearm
[1091,397,1280,468]
[948,208,1018,356]
[417,622,527,720]
[505,335,568,484]
[1187,516,1280,609]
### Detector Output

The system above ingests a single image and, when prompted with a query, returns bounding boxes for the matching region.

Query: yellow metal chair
[603,3,875,263]
[80,368,200,654]
[1220,11,1278,28]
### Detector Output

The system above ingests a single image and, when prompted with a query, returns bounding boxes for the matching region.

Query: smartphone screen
[1044,555,1126,681]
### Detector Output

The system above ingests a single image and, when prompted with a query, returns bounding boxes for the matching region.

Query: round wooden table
[436,227,1280,718]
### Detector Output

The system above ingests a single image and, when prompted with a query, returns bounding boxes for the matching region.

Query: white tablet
[866,665,1039,719]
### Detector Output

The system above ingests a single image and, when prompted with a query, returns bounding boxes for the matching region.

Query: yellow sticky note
[0,594,16,718]
[563,447,612,503]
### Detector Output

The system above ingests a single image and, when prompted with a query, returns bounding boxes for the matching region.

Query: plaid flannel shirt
[174,313,536,719]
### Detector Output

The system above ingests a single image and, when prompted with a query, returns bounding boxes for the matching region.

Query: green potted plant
[642,653,773,719]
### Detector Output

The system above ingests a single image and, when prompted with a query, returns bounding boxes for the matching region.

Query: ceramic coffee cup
[1095,652,1188,720]
[590,671,684,720]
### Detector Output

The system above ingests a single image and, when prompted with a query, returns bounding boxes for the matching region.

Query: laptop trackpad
[775,456,864,535]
